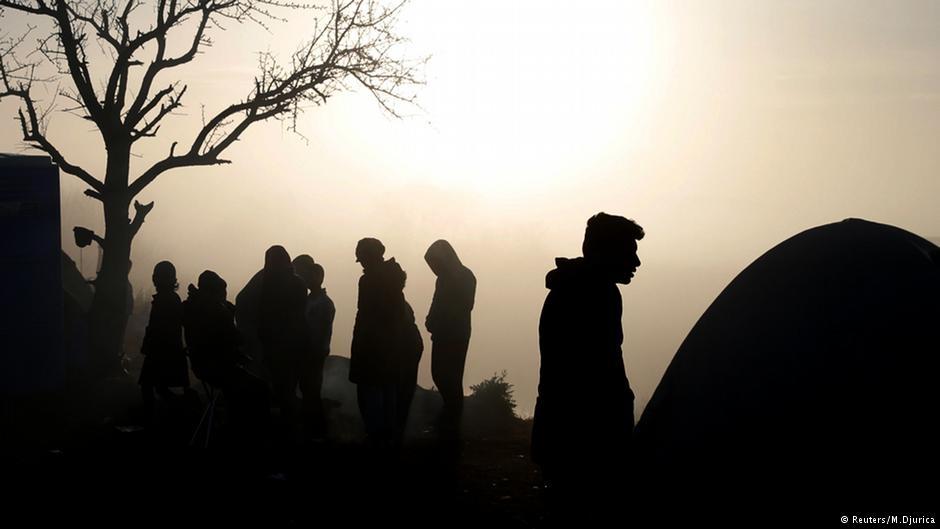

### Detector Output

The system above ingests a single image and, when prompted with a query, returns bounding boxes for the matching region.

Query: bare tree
[0,0,422,375]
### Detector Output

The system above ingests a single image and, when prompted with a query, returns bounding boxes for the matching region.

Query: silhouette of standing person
[293,255,335,440]
[424,240,476,436]
[234,268,265,378]
[257,246,308,436]
[138,261,192,420]
[531,213,643,509]
[183,271,270,447]
[350,238,423,446]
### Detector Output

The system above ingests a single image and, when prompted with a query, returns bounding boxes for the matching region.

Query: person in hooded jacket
[531,213,644,503]
[257,246,309,434]
[183,270,270,446]
[424,240,476,435]
[234,268,265,378]
[350,238,423,445]
[139,261,192,420]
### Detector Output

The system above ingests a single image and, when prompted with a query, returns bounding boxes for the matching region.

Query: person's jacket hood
[366,257,407,291]
[545,257,595,290]
[425,239,464,276]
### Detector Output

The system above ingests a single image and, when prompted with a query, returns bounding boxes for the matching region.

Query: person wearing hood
[424,240,476,436]
[531,212,644,507]
[350,238,424,445]
[234,268,265,377]
[257,245,309,435]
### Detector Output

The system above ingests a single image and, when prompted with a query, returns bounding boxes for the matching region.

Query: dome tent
[634,219,939,519]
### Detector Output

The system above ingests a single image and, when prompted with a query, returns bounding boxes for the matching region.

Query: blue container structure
[0,155,64,394]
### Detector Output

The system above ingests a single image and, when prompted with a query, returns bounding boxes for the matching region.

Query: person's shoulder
[383,258,406,277]
[236,270,264,303]
[154,290,182,305]
[542,286,560,302]
[462,265,477,285]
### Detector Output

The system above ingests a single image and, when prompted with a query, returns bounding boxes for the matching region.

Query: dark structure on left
[0,154,63,393]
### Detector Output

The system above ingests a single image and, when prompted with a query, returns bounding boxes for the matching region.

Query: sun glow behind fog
[359,0,664,195]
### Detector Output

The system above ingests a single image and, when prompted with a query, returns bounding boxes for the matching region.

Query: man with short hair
[532,212,644,502]
[293,256,335,440]
[350,238,423,446]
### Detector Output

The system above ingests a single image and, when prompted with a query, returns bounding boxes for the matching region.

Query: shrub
[464,371,518,436]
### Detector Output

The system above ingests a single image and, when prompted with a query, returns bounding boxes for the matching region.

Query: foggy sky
[2,0,939,415]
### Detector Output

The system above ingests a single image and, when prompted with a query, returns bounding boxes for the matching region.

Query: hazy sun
[366,0,664,196]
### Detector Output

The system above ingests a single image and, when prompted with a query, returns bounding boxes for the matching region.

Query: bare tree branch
[129,0,423,196]
[125,0,229,126]
[1,26,104,191]
[130,83,186,141]
[98,1,145,112]
[0,0,55,17]
[129,199,153,236]
[51,1,106,124]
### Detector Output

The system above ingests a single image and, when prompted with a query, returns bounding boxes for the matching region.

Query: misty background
[2,0,939,416]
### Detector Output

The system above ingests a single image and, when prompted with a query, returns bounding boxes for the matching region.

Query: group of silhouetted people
[137,212,643,518]
[137,238,477,448]
[101,211,940,523]
[139,262,273,447]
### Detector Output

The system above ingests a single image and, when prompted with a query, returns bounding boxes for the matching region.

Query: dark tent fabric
[634,219,938,519]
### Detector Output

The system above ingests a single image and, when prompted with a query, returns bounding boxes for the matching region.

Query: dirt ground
[1,377,555,528]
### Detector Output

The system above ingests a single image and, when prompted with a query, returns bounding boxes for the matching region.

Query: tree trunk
[87,140,134,377]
